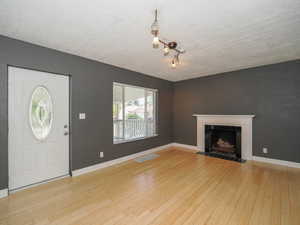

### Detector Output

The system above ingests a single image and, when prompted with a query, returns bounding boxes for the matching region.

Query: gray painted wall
[0,35,173,189]
[1,34,299,190]
[173,60,300,163]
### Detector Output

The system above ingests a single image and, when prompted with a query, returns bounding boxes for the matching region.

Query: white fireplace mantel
[193,114,255,160]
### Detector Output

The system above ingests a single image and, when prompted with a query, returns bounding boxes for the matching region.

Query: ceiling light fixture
[150,9,186,68]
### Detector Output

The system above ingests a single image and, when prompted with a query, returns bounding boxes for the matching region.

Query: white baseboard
[172,143,203,152]
[0,189,8,199]
[72,143,173,177]
[252,156,300,168]
[72,142,300,178]
[172,143,300,169]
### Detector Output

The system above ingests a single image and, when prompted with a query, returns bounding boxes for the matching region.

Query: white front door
[8,66,70,191]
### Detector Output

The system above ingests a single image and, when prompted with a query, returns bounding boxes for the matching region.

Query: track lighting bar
[158,40,185,54]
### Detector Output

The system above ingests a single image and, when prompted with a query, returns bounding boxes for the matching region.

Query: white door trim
[0,189,8,198]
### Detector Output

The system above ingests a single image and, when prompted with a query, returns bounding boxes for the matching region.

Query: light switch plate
[99,152,104,158]
[79,113,86,120]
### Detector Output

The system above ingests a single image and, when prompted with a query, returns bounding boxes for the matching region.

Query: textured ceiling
[0,0,300,81]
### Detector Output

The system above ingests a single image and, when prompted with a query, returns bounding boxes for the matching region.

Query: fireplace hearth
[202,125,244,162]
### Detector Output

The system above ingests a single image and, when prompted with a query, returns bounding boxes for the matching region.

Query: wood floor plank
[0,147,299,225]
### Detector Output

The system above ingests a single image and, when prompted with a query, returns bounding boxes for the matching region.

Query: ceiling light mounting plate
[168,42,177,49]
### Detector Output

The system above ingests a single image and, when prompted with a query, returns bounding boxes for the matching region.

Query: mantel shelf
[193,114,255,119]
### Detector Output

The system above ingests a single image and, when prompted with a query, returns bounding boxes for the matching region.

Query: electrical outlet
[263,147,268,154]
[99,152,104,158]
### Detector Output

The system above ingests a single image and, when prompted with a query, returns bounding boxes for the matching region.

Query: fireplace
[193,114,255,160]
[205,125,243,162]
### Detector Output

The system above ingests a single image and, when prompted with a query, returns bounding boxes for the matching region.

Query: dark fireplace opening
[204,125,243,162]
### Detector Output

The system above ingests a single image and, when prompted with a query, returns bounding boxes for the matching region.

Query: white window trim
[113,82,158,93]
[113,82,158,144]
[113,134,159,145]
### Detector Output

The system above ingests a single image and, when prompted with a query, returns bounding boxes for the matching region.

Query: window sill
[113,134,158,145]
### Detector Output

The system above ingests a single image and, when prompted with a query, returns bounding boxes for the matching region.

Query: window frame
[113,82,158,144]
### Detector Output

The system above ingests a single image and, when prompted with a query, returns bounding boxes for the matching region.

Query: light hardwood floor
[0,147,300,225]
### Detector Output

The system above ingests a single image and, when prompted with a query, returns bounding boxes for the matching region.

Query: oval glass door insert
[29,86,53,140]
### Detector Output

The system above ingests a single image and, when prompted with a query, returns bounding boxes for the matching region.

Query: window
[113,82,157,143]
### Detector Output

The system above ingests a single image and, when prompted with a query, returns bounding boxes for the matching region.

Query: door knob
[64,132,69,136]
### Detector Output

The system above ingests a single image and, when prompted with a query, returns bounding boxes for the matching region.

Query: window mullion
[154,92,157,135]
[122,86,125,140]
[144,90,148,137]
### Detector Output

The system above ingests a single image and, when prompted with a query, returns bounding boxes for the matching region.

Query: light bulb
[163,45,169,56]
[171,59,176,68]
[152,36,159,48]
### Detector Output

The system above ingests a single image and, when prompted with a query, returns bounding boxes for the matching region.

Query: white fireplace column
[193,115,255,160]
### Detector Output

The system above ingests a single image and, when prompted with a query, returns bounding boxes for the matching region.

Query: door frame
[7,64,73,193]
